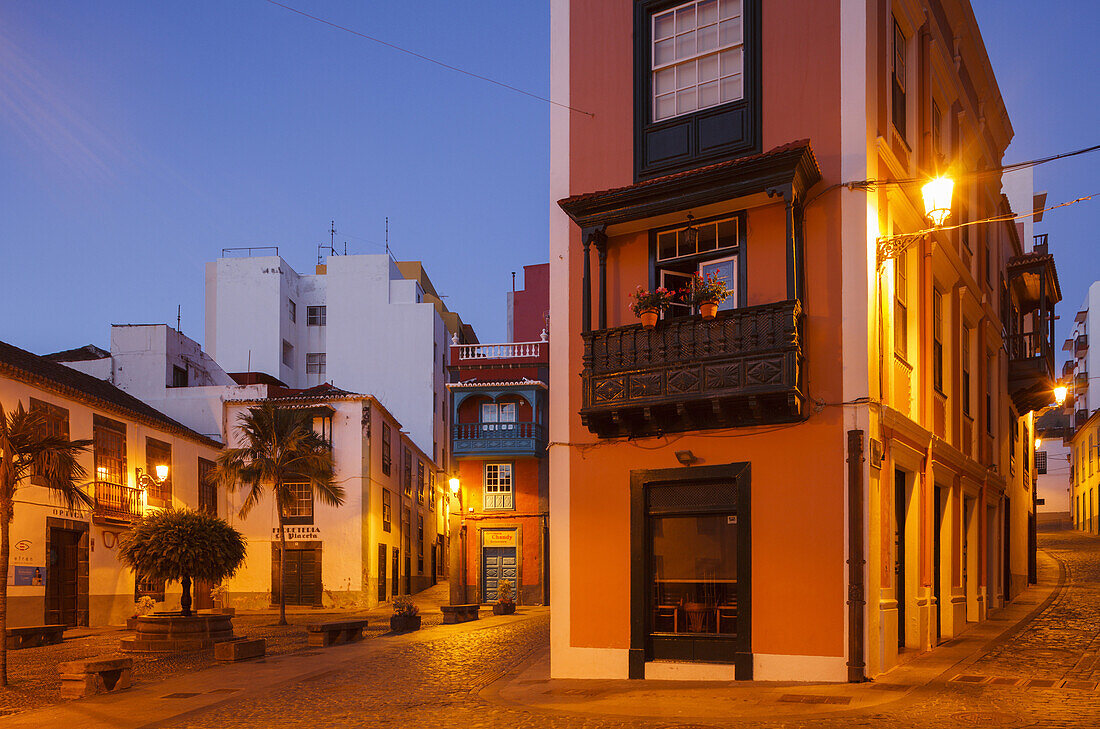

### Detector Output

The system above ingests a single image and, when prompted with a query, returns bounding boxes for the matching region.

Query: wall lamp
[876,176,955,269]
[675,450,699,466]
[135,465,168,490]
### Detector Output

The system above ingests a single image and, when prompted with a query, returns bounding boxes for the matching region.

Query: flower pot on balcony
[639,309,659,330]
[699,301,719,320]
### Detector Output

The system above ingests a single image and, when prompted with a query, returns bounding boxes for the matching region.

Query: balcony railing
[581,300,804,438]
[452,421,546,457]
[457,342,545,360]
[1006,330,1057,414]
[1076,335,1089,356]
[93,481,143,523]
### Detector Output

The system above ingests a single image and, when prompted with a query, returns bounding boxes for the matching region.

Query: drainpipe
[847,429,867,682]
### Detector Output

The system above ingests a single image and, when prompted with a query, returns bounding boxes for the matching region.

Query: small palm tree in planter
[629,286,676,329]
[492,580,516,615]
[390,596,421,632]
[685,273,731,320]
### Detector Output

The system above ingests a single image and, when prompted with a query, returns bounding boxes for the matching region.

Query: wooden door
[281,547,320,606]
[378,544,387,603]
[47,529,80,626]
[193,580,213,610]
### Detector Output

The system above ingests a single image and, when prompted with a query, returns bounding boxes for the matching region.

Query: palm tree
[214,403,343,625]
[118,509,246,617]
[0,402,91,686]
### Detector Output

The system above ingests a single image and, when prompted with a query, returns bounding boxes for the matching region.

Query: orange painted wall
[567,0,847,658]
[456,457,546,603]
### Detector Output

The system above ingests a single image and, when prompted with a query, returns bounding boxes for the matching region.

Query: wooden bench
[441,604,480,624]
[306,619,369,647]
[58,655,133,699]
[6,624,65,649]
[214,637,266,662]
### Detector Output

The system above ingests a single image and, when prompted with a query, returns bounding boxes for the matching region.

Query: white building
[0,339,223,628]
[222,386,448,609]
[204,254,472,470]
[1066,280,1100,419]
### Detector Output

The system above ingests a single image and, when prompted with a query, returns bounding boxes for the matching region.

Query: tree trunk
[181,574,192,617]
[0,502,9,686]
[277,498,287,626]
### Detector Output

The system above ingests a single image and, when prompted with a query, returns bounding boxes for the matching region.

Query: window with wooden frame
[428,470,436,511]
[417,514,424,574]
[417,461,425,504]
[145,438,173,507]
[134,573,165,603]
[1036,450,1047,475]
[93,415,126,486]
[654,212,743,318]
[931,99,943,161]
[283,482,313,524]
[382,422,392,476]
[962,325,972,418]
[403,447,412,497]
[894,252,908,359]
[985,352,994,436]
[198,457,217,515]
[484,463,514,510]
[30,399,69,477]
[892,18,907,140]
[635,0,760,179]
[932,288,944,393]
[382,488,392,532]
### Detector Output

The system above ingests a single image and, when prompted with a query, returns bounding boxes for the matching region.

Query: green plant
[209,583,228,606]
[213,403,343,626]
[496,579,515,605]
[118,509,246,618]
[392,596,419,617]
[0,401,91,686]
[684,273,731,307]
[134,595,157,616]
[629,285,676,317]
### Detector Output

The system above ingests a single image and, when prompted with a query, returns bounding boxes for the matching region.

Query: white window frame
[484,463,514,510]
[651,0,745,122]
[306,305,326,326]
[284,482,312,519]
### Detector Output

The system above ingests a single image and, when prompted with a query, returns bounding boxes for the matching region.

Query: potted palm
[492,580,516,615]
[685,273,731,320]
[390,596,421,632]
[629,285,676,329]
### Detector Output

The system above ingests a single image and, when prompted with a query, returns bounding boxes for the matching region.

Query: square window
[307,305,326,326]
[306,353,326,375]
[484,463,514,510]
[284,482,313,521]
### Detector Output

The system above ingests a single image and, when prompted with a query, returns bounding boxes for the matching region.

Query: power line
[259,0,594,118]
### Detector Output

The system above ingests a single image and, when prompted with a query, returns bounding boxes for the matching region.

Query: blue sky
[0,1,1096,357]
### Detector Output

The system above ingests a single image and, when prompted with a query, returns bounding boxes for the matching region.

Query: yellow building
[1070,410,1100,533]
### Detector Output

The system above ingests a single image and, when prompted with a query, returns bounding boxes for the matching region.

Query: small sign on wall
[483,530,516,547]
[9,566,43,586]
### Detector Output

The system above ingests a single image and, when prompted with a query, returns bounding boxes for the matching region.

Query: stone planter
[218,607,236,616]
[125,617,140,631]
[120,613,236,652]
[390,614,421,633]
[492,602,516,616]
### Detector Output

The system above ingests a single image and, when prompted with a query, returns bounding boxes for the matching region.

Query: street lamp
[1054,384,1068,407]
[135,465,168,490]
[921,176,954,228]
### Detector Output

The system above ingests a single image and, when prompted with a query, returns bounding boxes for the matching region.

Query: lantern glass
[1054,385,1068,406]
[921,177,954,227]
[155,464,169,482]
[449,477,461,495]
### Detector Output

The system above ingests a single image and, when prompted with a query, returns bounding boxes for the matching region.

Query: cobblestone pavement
[0,585,447,716]
[159,528,1100,729]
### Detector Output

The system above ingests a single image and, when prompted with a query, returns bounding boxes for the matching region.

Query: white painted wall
[207,254,453,459]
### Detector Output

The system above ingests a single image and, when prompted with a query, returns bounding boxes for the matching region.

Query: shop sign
[272,526,322,539]
[14,540,31,552]
[483,530,516,547]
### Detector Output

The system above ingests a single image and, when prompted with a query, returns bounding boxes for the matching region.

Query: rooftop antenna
[176,305,181,332]
[385,217,390,258]
[512,271,516,293]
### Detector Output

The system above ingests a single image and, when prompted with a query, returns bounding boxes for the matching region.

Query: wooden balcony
[452,421,546,458]
[1006,330,1056,414]
[580,300,804,438]
[92,481,143,524]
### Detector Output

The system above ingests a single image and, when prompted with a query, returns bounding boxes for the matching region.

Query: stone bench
[6,624,65,649]
[58,655,133,699]
[214,637,266,662]
[441,604,480,624]
[306,619,369,647]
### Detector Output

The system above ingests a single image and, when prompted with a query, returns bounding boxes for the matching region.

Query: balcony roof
[447,378,546,390]
[1006,250,1062,307]
[557,140,822,230]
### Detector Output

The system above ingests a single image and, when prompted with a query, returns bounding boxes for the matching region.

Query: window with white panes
[306,305,326,326]
[306,353,326,375]
[652,0,744,122]
[484,463,514,510]
[284,482,313,523]
[481,402,517,431]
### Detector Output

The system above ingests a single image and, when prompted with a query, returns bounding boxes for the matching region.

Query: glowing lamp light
[155,464,169,482]
[1035,438,1042,450]
[449,477,460,495]
[1054,385,1068,406]
[921,177,954,227]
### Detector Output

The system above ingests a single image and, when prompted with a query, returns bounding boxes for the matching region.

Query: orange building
[550,0,1059,681]
[447,269,550,606]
